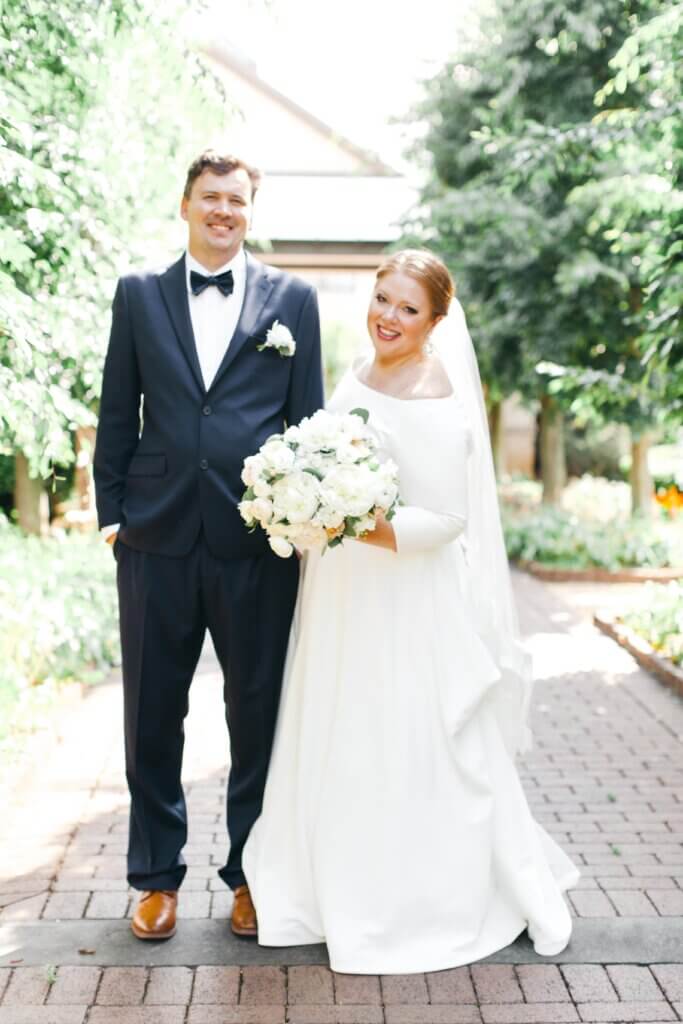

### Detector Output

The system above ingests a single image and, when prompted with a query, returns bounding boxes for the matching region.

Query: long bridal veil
[431,300,533,756]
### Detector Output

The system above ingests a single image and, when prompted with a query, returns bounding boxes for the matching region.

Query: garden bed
[0,520,120,760]
[501,476,683,578]
[594,612,683,698]
[518,561,683,583]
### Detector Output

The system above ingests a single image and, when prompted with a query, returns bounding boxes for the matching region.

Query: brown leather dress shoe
[131,890,177,941]
[231,884,257,938]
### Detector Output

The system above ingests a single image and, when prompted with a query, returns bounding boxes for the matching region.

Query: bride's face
[367,272,435,361]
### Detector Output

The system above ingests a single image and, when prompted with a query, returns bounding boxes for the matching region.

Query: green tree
[1,0,228,530]
[405,0,662,507]
[530,1,682,513]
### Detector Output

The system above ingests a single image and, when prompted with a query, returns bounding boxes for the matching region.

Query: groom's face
[181,168,253,267]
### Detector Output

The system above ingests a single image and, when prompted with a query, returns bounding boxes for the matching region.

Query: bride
[242,249,579,974]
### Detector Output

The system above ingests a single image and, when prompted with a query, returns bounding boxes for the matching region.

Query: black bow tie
[190,269,234,297]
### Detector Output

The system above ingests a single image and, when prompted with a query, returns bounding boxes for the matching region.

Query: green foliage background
[404,0,682,429]
[0,0,230,478]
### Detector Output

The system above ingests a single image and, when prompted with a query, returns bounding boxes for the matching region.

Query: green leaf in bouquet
[303,467,324,480]
[327,536,344,549]
[243,486,255,501]
[349,407,370,423]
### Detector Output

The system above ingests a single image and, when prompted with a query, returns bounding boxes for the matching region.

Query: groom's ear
[180,196,189,222]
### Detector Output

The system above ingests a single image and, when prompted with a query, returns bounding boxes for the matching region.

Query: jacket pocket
[127,454,167,477]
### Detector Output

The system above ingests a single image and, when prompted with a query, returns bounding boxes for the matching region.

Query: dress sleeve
[391,409,471,555]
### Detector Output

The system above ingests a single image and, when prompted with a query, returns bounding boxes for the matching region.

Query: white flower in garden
[269,535,294,558]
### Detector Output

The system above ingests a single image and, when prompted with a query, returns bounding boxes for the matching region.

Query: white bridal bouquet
[239,409,400,558]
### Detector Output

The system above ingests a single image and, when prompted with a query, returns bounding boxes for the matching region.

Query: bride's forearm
[356,512,397,552]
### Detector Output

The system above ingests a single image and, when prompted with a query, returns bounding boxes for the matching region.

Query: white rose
[375,460,399,508]
[251,497,273,523]
[298,410,341,450]
[315,506,345,530]
[241,453,267,487]
[295,522,327,548]
[267,320,296,353]
[284,424,302,444]
[238,499,255,524]
[253,479,272,499]
[269,535,294,558]
[261,440,296,474]
[268,521,291,537]
[335,442,358,465]
[340,412,372,441]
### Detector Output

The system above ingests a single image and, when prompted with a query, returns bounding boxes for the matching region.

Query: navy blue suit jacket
[94,252,324,558]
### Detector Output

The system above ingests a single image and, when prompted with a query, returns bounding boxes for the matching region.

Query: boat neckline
[350,371,455,403]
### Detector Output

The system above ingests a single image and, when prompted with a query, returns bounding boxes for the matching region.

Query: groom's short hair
[183,150,262,200]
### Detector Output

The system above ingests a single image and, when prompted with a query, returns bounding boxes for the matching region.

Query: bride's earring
[424,334,434,356]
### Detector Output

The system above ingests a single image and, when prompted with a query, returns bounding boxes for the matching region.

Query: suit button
[202,405,212,416]
[200,459,209,471]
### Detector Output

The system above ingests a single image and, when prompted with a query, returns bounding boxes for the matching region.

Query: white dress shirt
[101,248,247,539]
[186,248,247,390]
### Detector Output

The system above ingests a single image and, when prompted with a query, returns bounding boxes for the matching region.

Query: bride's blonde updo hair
[375,249,455,319]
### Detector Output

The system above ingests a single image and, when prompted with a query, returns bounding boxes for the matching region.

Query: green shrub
[503,506,681,570]
[0,519,119,741]
[621,582,683,666]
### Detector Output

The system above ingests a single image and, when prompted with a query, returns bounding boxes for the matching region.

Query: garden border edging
[517,560,683,583]
[594,612,683,698]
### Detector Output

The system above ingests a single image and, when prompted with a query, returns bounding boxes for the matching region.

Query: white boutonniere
[258,320,296,358]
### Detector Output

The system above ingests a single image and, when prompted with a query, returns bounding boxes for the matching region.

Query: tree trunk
[488,398,506,479]
[75,426,97,513]
[14,453,48,535]
[539,394,566,505]
[630,431,654,519]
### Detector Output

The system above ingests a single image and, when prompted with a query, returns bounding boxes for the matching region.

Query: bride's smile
[367,270,440,362]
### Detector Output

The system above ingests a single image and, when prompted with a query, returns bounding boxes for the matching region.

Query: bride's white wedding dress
[242,368,579,975]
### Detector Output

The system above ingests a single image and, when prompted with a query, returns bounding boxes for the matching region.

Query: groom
[94,150,324,940]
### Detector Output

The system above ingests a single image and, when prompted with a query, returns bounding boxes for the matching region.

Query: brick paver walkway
[1,572,682,1022]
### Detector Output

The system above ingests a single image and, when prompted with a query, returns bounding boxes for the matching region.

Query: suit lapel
[158,254,205,394]
[208,252,274,392]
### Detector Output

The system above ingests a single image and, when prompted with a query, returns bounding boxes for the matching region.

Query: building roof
[251,174,417,244]
[203,43,397,177]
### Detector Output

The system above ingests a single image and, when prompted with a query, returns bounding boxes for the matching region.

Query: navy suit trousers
[115,532,299,891]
